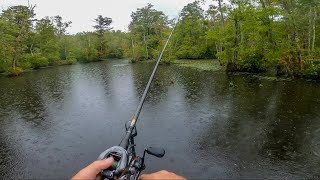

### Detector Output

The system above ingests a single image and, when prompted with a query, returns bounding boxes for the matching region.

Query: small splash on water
[112,64,128,67]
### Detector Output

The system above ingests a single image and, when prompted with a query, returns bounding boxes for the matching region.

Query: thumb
[88,157,114,175]
[72,157,114,180]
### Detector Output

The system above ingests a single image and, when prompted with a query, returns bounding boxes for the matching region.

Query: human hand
[139,170,186,180]
[72,157,114,180]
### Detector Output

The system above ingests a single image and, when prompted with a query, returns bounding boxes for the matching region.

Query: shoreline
[0,59,93,77]
[2,58,319,82]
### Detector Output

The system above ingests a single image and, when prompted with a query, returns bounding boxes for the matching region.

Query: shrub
[238,50,266,73]
[4,67,23,76]
[45,52,60,65]
[302,61,320,79]
[57,58,77,65]
[28,54,49,69]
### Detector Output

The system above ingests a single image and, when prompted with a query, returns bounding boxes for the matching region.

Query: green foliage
[4,67,23,76]
[93,15,113,59]
[53,15,72,61]
[2,2,320,80]
[128,4,169,61]
[35,17,60,64]
[302,61,320,79]
[0,5,36,72]
[23,54,48,69]
[172,1,215,60]
[173,59,222,71]
[56,58,77,65]
[0,20,12,73]
[176,46,202,59]
[0,5,77,75]
[105,31,125,59]
[203,0,320,77]
[72,32,99,62]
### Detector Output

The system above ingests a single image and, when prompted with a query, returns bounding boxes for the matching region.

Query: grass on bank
[141,59,222,71]
[171,59,222,71]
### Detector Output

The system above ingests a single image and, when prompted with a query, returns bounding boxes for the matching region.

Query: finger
[138,170,186,180]
[88,157,114,175]
[138,174,147,180]
[72,157,114,180]
[95,173,103,180]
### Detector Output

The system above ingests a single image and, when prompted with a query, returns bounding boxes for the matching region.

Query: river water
[0,60,320,179]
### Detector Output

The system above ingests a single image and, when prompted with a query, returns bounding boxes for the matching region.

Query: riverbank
[3,58,319,82]
[167,59,319,82]
[1,59,78,77]
[0,58,123,77]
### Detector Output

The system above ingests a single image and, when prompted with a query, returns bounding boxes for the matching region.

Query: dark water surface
[1,60,320,179]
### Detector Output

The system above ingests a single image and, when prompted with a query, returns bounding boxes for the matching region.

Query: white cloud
[1,0,211,34]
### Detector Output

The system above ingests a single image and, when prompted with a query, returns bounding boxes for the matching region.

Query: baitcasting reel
[98,146,165,180]
[98,121,165,180]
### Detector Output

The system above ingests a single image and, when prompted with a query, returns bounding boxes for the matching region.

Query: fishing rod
[98,17,179,180]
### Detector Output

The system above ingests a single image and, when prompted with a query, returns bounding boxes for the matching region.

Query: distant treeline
[1,0,320,79]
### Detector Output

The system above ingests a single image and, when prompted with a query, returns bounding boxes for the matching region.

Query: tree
[0,18,12,72]
[74,31,98,62]
[93,15,112,59]
[53,15,72,60]
[35,17,60,65]
[129,4,169,61]
[105,30,126,59]
[0,5,35,74]
[1,1,320,79]
[173,1,214,59]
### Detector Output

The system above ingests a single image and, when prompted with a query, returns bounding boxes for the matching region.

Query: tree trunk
[86,34,90,60]
[86,48,89,61]
[308,7,312,54]
[143,31,148,60]
[30,43,34,56]
[240,22,244,44]
[282,0,292,46]
[312,7,316,52]
[234,18,239,64]
[286,21,291,46]
[293,19,303,70]
[217,0,227,65]
[131,37,135,60]
[88,35,91,48]
[217,0,225,55]
[217,0,225,29]
[260,0,275,46]
[64,44,67,60]
[100,41,103,58]
[98,33,104,59]
[282,0,302,70]
[12,57,16,71]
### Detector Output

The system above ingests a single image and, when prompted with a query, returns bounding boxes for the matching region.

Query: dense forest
[1,0,320,79]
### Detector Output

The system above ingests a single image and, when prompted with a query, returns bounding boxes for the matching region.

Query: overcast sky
[1,0,212,34]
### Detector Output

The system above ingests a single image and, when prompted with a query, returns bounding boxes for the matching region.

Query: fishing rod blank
[98,17,179,180]
[119,20,178,149]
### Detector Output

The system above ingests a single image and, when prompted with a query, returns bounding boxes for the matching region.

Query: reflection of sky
[109,64,137,115]
[1,0,212,34]
[70,65,109,114]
